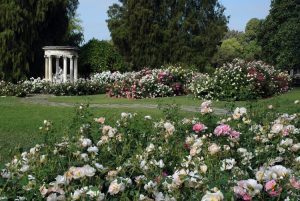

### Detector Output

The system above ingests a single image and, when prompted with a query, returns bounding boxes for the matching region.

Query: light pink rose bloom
[282,128,289,136]
[242,193,252,201]
[201,100,211,108]
[265,180,282,197]
[94,117,105,124]
[214,124,231,136]
[229,130,240,139]
[290,178,300,189]
[192,123,207,133]
[200,101,213,114]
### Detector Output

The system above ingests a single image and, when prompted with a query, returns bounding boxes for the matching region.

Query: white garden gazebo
[43,46,79,83]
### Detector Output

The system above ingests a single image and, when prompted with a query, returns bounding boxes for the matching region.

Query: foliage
[107,0,228,71]
[64,0,84,47]
[223,30,243,40]
[0,62,291,100]
[213,18,263,66]
[0,78,106,97]
[1,102,300,200]
[63,13,84,47]
[79,39,126,76]
[106,66,193,98]
[190,59,291,100]
[259,0,300,70]
[0,0,82,82]
[212,38,243,65]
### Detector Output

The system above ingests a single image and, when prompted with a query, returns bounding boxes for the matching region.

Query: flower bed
[106,66,193,98]
[189,59,291,101]
[0,60,290,100]
[0,66,192,98]
[0,78,106,97]
[1,102,300,200]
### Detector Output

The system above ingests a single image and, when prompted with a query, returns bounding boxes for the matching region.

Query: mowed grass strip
[48,88,300,113]
[0,97,193,164]
[0,88,299,164]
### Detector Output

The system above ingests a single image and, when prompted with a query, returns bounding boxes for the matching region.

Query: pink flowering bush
[107,66,193,98]
[190,59,291,100]
[0,102,300,200]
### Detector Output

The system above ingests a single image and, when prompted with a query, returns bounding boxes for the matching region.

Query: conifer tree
[259,0,300,70]
[0,0,82,81]
[107,0,228,70]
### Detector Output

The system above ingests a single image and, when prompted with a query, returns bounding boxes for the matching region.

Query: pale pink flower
[208,143,220,155]
[214,124,231,136]
[200,101,213,114]
[242,194,252,201]
[290,178,300,189]
[234,179,262,200]
[192,123,207,133]
[94,117,105,124]
[229,130,240,139]
[265,180,282,197]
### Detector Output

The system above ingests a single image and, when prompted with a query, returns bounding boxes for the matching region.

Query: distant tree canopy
[0,0,83,82]
[107,0,228,71]
[259,0,300,70]
[213,18,263,66]
[79,39,126,76]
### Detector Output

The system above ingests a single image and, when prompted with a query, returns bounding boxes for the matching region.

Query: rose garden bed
[1,101,299,200]
[0,60,291,101]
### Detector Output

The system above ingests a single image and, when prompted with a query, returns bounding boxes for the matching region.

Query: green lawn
[48,93,202,106]
[0,88,299,164]
[48,88,300,113]
[0,97,192,164]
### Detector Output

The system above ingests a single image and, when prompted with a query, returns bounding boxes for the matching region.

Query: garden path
[20,94,229,115]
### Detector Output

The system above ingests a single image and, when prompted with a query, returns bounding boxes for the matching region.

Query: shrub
[0,78,106,97]
[1,103,300,200]
[0,62,290,100]
[107,66,193,99]
[190,59,291,101]
[79,39,127,76]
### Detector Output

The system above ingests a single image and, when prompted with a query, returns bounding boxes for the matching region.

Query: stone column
[63,56,68,83]
[74,56,78,82]
[290,69,294,76]
[48,56,53,82]
[55,57,60,74]
[44,56,49,80]
[70,56,74,82]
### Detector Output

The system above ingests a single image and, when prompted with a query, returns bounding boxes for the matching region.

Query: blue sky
[78,0,271,42]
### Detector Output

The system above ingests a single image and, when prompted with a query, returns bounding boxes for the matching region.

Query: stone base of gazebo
[43,46,79,83]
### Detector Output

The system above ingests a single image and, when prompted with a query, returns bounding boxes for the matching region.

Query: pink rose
[290,178,300,189]
[282,128,289,136]
[265,180,276,190]
[214,124,232,136]
[242,193,252,201]
[94,117,105,124]
[229,130,240,139]
[265,180,282,197]
[192,123,207,133]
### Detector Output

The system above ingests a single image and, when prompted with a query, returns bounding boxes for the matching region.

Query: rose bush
[1,101,299,200]
[0,66,193,98]
[0,78,106,97]
[189,59,291,101]
[106,66,193,98]
[0,61,291,99]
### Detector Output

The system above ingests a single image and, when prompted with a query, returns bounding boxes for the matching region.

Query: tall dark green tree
[0,0,82,81]
[212,18,263,66]
[79,39,126,76]
[259,0,300,70]
[107,0,228,71]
